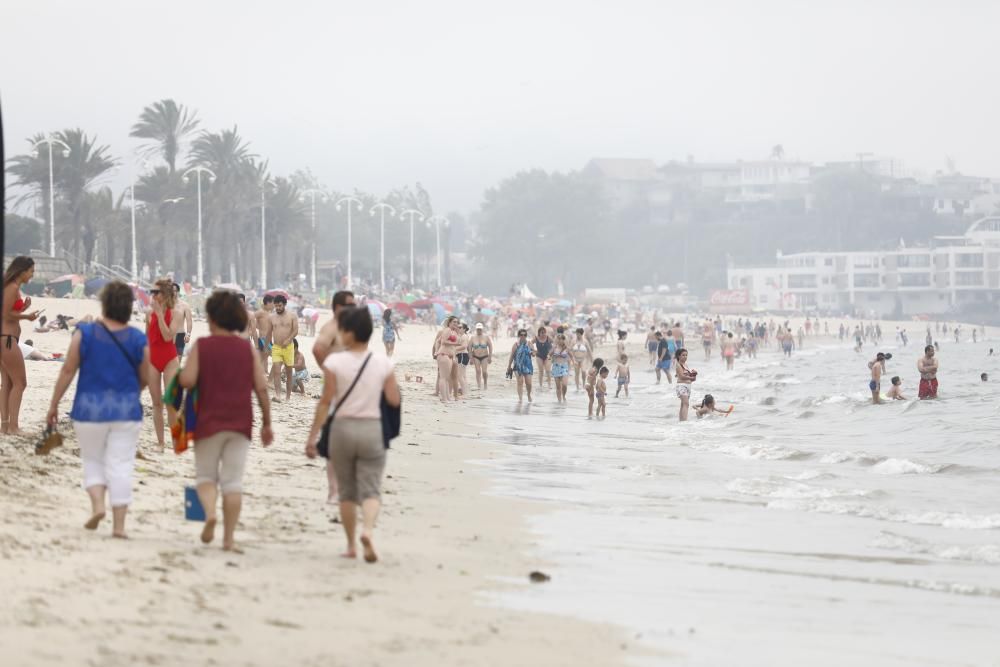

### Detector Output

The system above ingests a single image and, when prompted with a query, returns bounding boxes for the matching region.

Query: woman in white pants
[47,281,149,538]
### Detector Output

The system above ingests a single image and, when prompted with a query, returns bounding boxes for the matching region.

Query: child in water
[886,376,906,400]
[615,354,631,398]
[695,394,730,418]
[595,367,609,419]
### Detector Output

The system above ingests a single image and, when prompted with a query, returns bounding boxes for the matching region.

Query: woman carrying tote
[178,291,273,552]
[306,306,401,563]
[46,281,149,538]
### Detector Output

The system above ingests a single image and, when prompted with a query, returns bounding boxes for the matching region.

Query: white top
[18,342,34,359]
[323,349,394,419]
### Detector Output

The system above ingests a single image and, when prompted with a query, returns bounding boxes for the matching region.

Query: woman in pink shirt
[306,306,401,563]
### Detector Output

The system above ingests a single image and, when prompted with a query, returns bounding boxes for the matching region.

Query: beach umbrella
[47,274,84,286]
[368,299,387,310]
[480,308,496,316]
[367,302,384,318]
[265,289,291,300]
[411,298,434,308]
[84,277,110,296]
[432,302,448,323]
[403,293,418,303]
[389,302,417,319]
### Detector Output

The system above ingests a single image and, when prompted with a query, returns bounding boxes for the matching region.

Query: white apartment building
[727,217,1000,316]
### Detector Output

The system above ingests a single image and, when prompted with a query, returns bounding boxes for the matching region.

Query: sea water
[471,338,1000,666]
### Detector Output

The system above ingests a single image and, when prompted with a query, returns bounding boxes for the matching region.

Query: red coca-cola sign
[709,289,750,312]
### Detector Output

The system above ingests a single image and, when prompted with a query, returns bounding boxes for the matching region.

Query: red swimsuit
[148,310,178,372]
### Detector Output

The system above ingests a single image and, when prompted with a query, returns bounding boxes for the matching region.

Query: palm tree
[189,126,253,173]
[54,129,117,263]
[6,132,68,229]
[188,127,256,283]
[130,99,200,173]
[264,176,307,285]
[135,165,190,276]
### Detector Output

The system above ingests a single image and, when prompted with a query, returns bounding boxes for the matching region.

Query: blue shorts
[869,380,878,392]
[657,359,672,370]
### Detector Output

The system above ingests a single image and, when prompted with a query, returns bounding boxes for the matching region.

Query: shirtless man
[671,322,685,350]
[173,283,193,357]
[311,290,357,365]
[269,295,298,403]
[644,326,658,366]
[255,295,275,370]
[238,293,258,347]
[869,352,886,404]
[309,290,357,504]
[917,345,939,399]
[701,320,714,360]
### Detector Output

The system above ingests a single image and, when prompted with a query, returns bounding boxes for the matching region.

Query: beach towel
[165,373,199,454]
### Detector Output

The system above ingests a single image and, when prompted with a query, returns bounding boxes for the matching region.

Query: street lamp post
[31,134,71,256]
[370,203,397,293]
[300,189,326,291]
[335,196,363,290]
[398,209,425,287]
[260,185,268,289]
[427,215,450,289]
[122,158,151,282]
[182,166,216,287]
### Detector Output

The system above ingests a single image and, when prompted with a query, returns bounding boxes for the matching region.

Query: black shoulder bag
[381,392,401,449]
[99,322,142,380]
[318,353,372,459]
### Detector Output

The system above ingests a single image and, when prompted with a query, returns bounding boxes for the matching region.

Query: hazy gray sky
[4,0,999,212]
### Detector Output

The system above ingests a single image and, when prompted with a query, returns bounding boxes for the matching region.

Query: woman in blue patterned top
[505,329,535,403]
[47,281,150,538]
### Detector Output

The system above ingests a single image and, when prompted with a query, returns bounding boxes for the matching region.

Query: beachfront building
[726,217,1000,317]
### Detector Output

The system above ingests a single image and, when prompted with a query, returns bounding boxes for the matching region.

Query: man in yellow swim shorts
[269,295,299,402]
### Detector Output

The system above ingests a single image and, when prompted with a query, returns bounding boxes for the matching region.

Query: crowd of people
[0,253,985,560]
[0,255,401,560]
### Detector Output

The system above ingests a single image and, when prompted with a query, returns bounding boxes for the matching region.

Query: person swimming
[695,394,731,418]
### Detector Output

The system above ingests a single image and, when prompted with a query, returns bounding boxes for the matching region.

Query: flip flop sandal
[35,426,63,456]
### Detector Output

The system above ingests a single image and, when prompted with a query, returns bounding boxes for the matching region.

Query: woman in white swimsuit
[570,328,592,391]
[674,348,697,421]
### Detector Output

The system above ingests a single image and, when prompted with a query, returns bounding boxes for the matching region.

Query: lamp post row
[61,155,445,291]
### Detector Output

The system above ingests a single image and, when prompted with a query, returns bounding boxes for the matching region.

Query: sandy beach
[0,297,635,667]
[0,299,984,667]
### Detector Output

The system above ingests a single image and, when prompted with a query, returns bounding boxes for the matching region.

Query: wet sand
[0,297,634,667]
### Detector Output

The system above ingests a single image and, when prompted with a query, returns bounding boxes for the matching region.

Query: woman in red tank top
[146,278,181,451]
[178,291,273,552]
